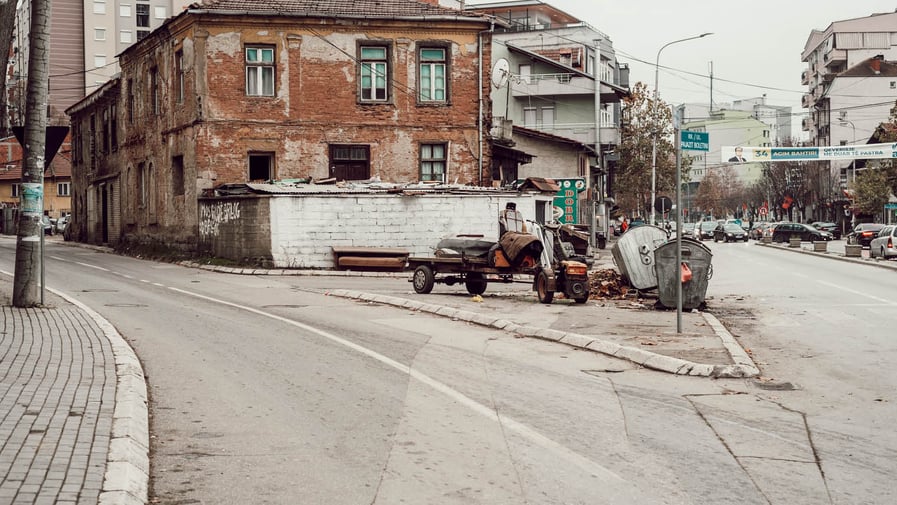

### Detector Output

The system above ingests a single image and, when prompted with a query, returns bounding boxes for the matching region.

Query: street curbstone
[559,333,595,349]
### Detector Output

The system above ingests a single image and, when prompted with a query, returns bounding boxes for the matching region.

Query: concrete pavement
[2,234,894,505]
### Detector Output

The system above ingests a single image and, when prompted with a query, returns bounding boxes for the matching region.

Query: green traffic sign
[680,130,709,151]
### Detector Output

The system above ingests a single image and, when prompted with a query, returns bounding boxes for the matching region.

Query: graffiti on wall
[199,201,241,238]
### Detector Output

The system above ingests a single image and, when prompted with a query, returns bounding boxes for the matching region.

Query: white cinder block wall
[268,194,542,269]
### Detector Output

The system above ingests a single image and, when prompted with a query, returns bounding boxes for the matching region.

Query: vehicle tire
[574,292,590,304]
[465,272,487,295]
[412,265,435,294]
[536,271,554,304]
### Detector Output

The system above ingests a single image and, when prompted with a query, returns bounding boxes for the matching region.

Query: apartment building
[8,0,175,124]
[801,9,897,186]
[466,0,629,233]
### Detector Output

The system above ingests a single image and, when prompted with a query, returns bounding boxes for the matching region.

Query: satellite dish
[491,58,510,89]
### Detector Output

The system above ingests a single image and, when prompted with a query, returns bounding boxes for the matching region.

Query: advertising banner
[722,143,897,163]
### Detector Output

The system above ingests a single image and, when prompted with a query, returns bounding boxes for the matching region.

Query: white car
[55,215,69,234]
[869,225,897,259]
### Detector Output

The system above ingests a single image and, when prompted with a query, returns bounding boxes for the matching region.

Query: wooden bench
[331,247,410,271]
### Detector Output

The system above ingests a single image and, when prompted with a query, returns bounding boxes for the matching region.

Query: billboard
[722,143,897,163]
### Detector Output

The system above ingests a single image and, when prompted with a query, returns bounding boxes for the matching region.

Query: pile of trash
[587,269,631,299]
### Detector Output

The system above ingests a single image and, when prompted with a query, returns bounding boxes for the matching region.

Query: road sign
[654,196,673,214]
[680,130,709,151]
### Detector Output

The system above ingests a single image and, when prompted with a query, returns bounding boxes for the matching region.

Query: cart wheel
[536,271,554,304]
[574,292,590,304]
[412,265,435,294]
[465,273,487,295]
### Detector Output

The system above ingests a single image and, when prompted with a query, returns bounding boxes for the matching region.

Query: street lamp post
[650,33,712,226]
[840,118,856,229]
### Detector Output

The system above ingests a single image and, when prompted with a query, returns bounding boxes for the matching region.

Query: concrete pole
[13,0,51,307]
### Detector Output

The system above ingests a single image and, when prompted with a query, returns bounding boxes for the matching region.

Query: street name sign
[681,130,709,151]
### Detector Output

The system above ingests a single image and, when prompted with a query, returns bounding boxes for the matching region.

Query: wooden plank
[337,256,406,269]
[331,246,410,256]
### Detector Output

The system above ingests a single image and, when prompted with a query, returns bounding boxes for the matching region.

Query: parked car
[54,215,69,234]
[869,225,897,259]
[809,221,841,240]
[680,222,695,238]
[749,222,774,240]
[771,222,833,242]
[695,221,717,240]
[713,223,749,242]
[846,223,886,248]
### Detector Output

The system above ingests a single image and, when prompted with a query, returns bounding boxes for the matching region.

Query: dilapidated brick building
[67,0,496,250]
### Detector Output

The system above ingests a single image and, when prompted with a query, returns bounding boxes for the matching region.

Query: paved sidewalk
[0,274,148,505]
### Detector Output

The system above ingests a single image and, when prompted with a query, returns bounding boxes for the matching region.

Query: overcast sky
[468,0,897,140]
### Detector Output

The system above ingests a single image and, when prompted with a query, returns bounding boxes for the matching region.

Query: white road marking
[816,280,896,306]
[167,285,636,490]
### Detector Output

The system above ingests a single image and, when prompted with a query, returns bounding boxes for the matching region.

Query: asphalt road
[3,236,895,504]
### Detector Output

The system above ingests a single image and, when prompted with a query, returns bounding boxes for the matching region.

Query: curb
[329,289,759,378]
[757,241,897,270]
[46,286,150,505]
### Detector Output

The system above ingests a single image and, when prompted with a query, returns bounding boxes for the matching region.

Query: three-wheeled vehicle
[407,222,591,304]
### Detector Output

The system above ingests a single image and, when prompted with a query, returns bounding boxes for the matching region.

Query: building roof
[840,56,897,78]
[513,125,586,147]
[187,0,487,19]
[505,42,629,98]
[0,155,72,181]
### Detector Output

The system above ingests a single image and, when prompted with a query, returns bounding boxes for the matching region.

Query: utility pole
[13,0,51,307]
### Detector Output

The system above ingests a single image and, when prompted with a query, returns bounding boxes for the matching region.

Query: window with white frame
[600,104,611,127]
[57,182,71,197]
[120,30,132,44]
[523,107,537,127]
[245,46,275,96]
[93,0,105,14]
[11,183,20,197]
[541,107,554,128]
[419,47,446,102]
[95,28,106,41]
[154,6,166,19]
[120,4,131,16]
[420,143,447,182]
[94,55,106,69]
[360,46,388,101]
[519,64,531,84]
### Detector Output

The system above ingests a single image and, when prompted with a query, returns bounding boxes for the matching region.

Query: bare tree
[13,0,51,307]
[0,0,18,136]
[616,81,691,218]
[694,165,742,218]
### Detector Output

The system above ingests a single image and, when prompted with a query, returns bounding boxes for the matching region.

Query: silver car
[869,225,897,259]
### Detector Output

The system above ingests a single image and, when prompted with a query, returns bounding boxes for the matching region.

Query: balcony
[516,122,621,146]
[824,48,846,70]
[801,70,810,85]
[801,94,812,108]
[510,73,594,98]
[802,117,815,131]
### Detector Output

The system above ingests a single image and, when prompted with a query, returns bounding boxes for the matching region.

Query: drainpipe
[478,18,495,188]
